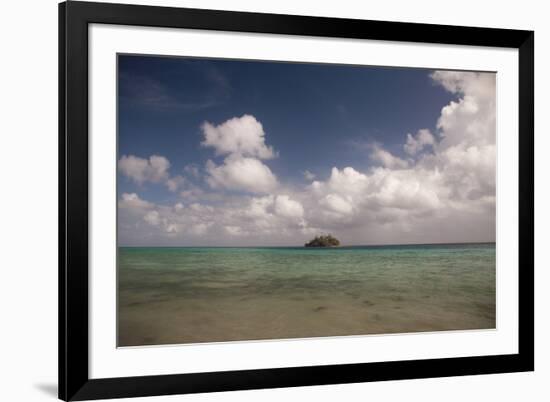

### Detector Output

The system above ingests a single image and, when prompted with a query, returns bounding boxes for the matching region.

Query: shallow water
[118,243,496,346]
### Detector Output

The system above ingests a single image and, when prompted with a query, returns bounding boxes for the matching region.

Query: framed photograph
[59,1,534,400]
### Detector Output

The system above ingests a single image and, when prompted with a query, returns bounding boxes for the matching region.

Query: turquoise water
[118,243,496,346]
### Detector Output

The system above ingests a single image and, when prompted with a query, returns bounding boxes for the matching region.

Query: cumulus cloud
[431,71,495,101]
[320,193,354,215]
[274,195,304,219]
[431,71,495,149]
[201,114,276,159]
[313,167,369,196]
[404,129,435,155]
[201,115,279,194]
[119,191,308,245]
[303,70,495,239]
[303,170,316,181]
[165,175,186,192]
[225,225,247,236]
[143,210,161,226]
[428,71,496,203]
[118,155,197,194]
[369,144,409,169]
[309,167,369,224]
[118,154,170,184]
[118,192,153,210]
[205,155,278,193]
[180,186,205,201]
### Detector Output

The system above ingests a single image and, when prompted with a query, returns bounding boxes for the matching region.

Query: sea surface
[118,243,496,346]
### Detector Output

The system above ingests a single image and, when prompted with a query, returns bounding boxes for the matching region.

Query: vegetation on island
[304,234,341,247]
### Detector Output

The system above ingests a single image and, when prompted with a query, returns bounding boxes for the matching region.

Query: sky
[117,54,496,246]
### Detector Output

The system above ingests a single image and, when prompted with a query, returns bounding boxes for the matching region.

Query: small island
[304,234,341,247]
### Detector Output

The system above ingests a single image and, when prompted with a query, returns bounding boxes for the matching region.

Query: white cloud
[200,115,279,195]
[190,222,212,236]
[118,154,170,184]
[431,71,495,101]
[370,144,409,169]
[431,71,495,149]
[320,194,354,215]
[165,175,185,192]
[180,186,204,201]
[205,154,278,194]
[143,210,161,226]
[368,168,443,211]
[274,195,304,219]
[320,167,369,197]
[404,129,435,155]
[118,192,153,210]
[428,70,496,204]
[165,223,181,234]
[201,114,276,159]
[301,71,495,240]
[225,225,246,236]
[245,195,274,219]
[303,170,316,181]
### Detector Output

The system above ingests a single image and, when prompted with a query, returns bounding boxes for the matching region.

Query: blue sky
[117,55,496,246]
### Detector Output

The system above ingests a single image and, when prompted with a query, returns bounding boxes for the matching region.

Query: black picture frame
[59,1,534,400]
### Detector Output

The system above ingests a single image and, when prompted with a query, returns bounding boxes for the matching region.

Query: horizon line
[118,240,496,248]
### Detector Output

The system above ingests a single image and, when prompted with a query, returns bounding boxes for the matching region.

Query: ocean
[118,243,496,346]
